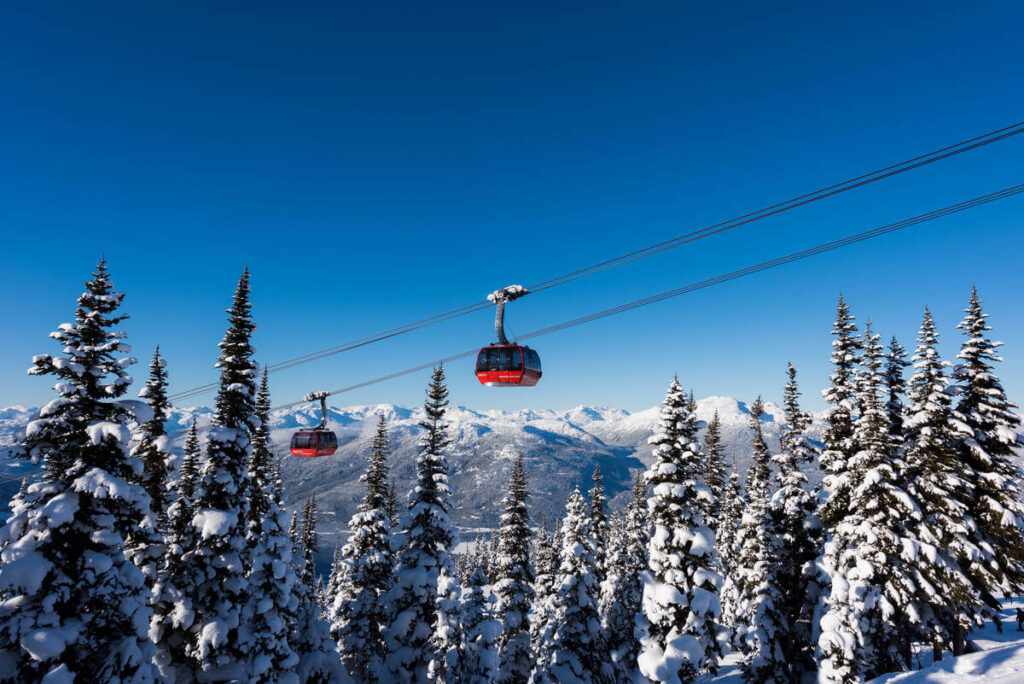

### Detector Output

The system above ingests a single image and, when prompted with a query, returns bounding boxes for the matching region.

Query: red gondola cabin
[290,430,338,457]
[475,345,542,387]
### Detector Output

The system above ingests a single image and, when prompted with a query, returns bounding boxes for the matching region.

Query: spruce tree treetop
[745,397,772,509]
[820,294,862,526]
[702,411,727,527]
[884,336,910,443]
[179,417,200,499]
[822,294,861,459]
[214,267,257,430]
[22,258,137,479]
[588,463,609,585]
[135,345,171,513]
[361,413,391,514]
[248,366,274,524]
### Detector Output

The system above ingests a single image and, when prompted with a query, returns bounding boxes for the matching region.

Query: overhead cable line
[9,182,1023,483]
[262,181,1024,410]
[159,118,1023,402]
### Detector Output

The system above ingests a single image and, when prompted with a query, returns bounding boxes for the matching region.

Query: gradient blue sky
[2,1,1023,413]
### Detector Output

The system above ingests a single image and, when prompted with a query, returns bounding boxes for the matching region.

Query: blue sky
[2,1,1023,413]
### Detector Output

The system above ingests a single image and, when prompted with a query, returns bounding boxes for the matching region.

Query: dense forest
[0,260,1021,684]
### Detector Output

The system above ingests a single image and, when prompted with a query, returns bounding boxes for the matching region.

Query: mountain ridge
[1,396,825,543]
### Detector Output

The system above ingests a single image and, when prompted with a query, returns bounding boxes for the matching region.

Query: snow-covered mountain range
[1,397,827,544]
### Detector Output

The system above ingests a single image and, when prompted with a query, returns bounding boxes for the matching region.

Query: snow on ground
[698,601,1024,683]
[871,600,1024,683]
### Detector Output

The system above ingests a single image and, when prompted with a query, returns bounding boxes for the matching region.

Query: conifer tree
[716,458,744,629]
[386,479,401,529]
[949,287,1024,601]
[702,411,727,531]
[531,488,606,683]
[184,269,258,680]
[494,453,534,684]
[768,364,821,681]
[136,345,172,512]
[0,259,158,682]
[820,294,862,527]
[240,366,299,682]
[588,465,609,586]
[732,398,774,647]
[599,472,649,683]
[428,566,466,683]
[818,323,921,681]
[885,336,910,446]
[735,398,789,683]
[461,567,501,683]
[292,495,341,682]
[385,365,460,682]
[333,414,395,682]
[530,516,560,657]
[151,417,201,682]
[126,346,172,586]
[902,308,978,658]
[638,376,721,683]
[247,367,274,525]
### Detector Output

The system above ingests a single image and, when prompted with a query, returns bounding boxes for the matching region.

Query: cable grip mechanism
[488,285,529,345]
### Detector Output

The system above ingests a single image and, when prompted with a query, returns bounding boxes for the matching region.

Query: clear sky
[2,1,1023,413]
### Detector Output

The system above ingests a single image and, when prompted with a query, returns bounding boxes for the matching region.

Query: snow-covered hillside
[1,396,826,540]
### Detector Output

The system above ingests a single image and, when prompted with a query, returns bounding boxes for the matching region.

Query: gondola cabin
[290,430,338,457]
[475,344,542,387]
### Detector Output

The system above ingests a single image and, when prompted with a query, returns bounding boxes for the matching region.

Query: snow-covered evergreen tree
[530,516,560,659]
[731,397,788,683]
[819,294,862,528]
[184,269,258,681]
[701,411,727,532]
[428,566,466,683]
[325,545,344,605]
[384,365,460,682]
[949,288,1024,602]
[599,472,648,683]
[240,366,299,682]
[731,398,774,648]
[818,323,922,682]
[126,346,172,586]
[461,567,502,684]
[136,346,171,510]
[0,259,158,682]
[884,336,910,447]
[292,495,342,683]
[531,487,606,684]
[768,363,821,680]
[386,479,401,530]
[716,459,744,630]
[494,453,535,684]
[637,376,721,683]
[588,464,610,586]
[900,308,979,658]
[333,413,394,682]
[151,417,201,683]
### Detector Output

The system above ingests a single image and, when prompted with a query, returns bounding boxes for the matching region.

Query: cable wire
[165,119,1024,403]
[265,181,1024,412]
[10,182,1022,483]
